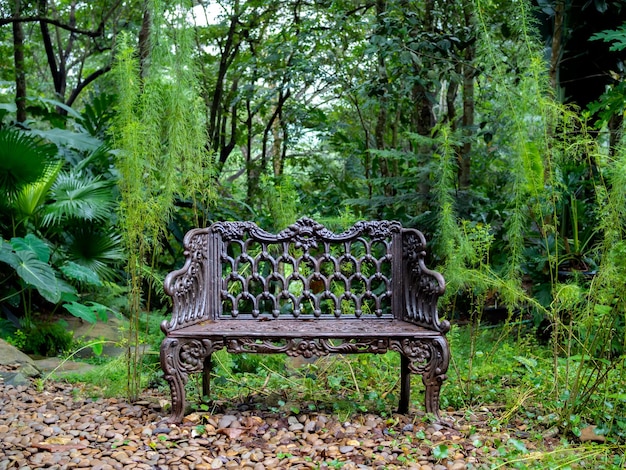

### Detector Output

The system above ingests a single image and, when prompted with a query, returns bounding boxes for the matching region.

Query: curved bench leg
[422,336,450,418]
[160,338,224,424]
[392,336,450,417]
[160,337,188,424]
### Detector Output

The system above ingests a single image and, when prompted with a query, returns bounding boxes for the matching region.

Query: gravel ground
[0,379,511,470]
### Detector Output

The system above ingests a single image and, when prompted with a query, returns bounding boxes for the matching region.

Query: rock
[0,371,29,387]
[217,415,239,429]
[449,460,468,470]
[579,425,606,443]
[0,339,41,377]
[542,426,559,439]
[153,426,171,434]
[33,357,95,377]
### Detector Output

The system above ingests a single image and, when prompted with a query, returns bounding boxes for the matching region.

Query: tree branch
[65,65,112,107]
[0,16,104,37]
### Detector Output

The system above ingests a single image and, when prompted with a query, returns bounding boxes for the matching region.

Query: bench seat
[168,319,441,338]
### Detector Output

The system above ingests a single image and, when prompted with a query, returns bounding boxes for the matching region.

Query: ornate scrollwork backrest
[163,219,448,332]
[162,230,211,332]
[402,229,449,333]
[213,218,403,319]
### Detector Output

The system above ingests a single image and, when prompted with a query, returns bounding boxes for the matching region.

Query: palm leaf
[43,172,116,226]
[65,228,125,282]
[0,128,58,199]
[13,161,63,223]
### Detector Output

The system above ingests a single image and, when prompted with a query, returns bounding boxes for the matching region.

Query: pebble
[0,377,484,470]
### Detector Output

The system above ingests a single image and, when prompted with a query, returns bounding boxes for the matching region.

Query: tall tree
[1,0,142,119]
[11,0,26,123]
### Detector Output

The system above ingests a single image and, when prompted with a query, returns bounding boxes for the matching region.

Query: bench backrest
[164,218,446,331]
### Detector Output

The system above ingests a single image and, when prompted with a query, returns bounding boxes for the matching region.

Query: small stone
[542,427,559,439]
[579,426,606,443]
[449,460,467,470]
[339,445,354,454]
[43,415,59,424]
[153,427,171,435]
[211,458,224,469]
[218,415,238,429]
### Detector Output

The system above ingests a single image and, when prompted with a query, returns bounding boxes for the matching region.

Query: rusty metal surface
[160,218,450,424]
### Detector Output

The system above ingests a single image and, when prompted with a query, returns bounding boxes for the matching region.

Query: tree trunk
[459,46,474,189]
[12,0,26,123]
[550,0,565,91]
[374,0,392,198]
[458,2,475,190]
[138,0,151,79]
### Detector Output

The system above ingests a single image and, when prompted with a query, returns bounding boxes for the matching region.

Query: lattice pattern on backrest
[211,218,403,319]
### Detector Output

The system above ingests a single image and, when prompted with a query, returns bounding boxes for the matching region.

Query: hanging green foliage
[110,1,213,401]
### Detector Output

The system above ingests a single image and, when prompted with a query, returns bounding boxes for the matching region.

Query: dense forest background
[2,0,626,445]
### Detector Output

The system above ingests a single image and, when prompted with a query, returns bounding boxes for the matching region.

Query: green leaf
[590,24,626,51]
[39,98,82,119]
[43,172,115,226]
[63,301,98,324]
[91,342,104,356]
[508,438,528,453]
[432,444,448,460]
[0,240,19,268]
[0,128,59,199]
[13,161,63,221]
[60,261,102,286]
[513,355,537,370]
[593,304,612,316]
[91,302,110,322]
[607,393,626,401]
[13,250,59,299]
[29,128,102,153]
[11,234,50,262]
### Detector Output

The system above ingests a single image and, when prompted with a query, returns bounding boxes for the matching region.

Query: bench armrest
[403,229,450,333]
[162,230,210,333]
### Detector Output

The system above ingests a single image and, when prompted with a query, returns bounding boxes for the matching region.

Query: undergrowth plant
[111,0,212,400]
[434,0,626,441]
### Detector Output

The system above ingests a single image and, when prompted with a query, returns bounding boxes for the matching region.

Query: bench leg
[160,338,188,424]
[422,336,450,418]
[398,353,411,414]
[202,354,212,401]
[392,336,450,418]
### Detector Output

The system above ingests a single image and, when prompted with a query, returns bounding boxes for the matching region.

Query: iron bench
[160,218,450,423]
